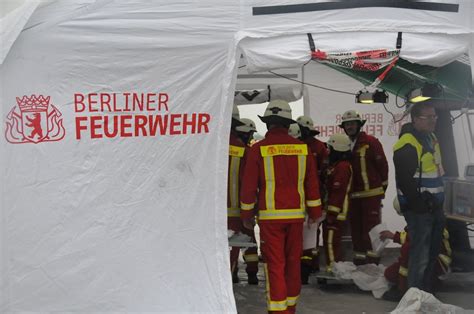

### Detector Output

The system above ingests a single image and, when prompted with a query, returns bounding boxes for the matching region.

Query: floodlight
[355,89,388,104]
[407,83,442,103]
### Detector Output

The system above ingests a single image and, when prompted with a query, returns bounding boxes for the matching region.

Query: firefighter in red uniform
[339,110,388,265]
[380,198,452,301]
[380,227,451,301]
[240,100,322,313]
[323,133,353,273]
[296,115,329,282]
[228,107,258,285]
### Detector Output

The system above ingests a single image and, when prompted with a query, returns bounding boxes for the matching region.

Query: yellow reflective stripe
[443,228,449,240]
[343,171,352,211]
[400,231,407,245]
[244,253,259,262]
[227,208,240,217]
[336,213,347,221]
[268,300,287,311]
[443,239,452,256]
[287,295,299,307]
[297,155,307,209]
[367,250,379,258]
[259,208,305,220]
[229,145,245,157]
[260,144,308,157]
[399,266,408,277]
[354,252,366,260]
[350,186,384,199]
[229,156,241,209]
[264,264,271,309]
[327,205,341,214]
[328,229,335,266]
[301,256,312,261]
[263,156,275,211]
[306,199,322,207]
[240,202,255,211]
[265,263,287,311]
[438,254,452,266]
[312,248,320,255]
[359,145,370,191]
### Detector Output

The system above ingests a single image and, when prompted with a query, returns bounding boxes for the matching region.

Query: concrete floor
[232,251,474,313]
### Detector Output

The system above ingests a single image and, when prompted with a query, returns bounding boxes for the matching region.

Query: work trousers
[385,235,447,293]
[228,218,258,274]
[403,208,445,292]
[349,195,382,265]
[260,222,303,314]
[323,218,346,272]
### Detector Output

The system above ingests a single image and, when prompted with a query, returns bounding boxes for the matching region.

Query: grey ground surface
[233,250,474,313]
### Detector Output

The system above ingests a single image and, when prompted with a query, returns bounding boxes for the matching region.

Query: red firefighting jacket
[325,160,353,221]
[303,137,329,178]
[350,132,388,199]
[240,127,322,223]
[227,131,247,218]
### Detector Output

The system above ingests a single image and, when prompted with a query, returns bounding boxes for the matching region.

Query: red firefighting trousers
[228,218,258,274]
[323,219,346,272]
[260,222,303,314]
[349,195,382,265]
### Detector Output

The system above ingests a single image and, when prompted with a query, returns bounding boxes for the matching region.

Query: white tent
[1,1,473,312]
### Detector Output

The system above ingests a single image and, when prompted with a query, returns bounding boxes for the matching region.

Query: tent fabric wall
[1,1,240,312]
[0,0,39,65]
[1,0,473,312]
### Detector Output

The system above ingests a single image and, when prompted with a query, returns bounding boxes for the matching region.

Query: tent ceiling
[325,56,473,110]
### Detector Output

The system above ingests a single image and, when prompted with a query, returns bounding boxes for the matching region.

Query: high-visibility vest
[393,132,444,211]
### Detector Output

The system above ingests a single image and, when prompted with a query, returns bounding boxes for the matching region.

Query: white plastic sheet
[333,261,390,299]
[391,287,466,313]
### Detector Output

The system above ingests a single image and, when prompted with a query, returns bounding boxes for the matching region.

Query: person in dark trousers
[228,107,258,285]
[296,116,329,282]
[393,102,446,293]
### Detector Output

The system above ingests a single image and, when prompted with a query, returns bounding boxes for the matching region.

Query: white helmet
[236,118,257,133]
[296,115,320,135]
[232,105,240,120]
[393,197,402,216]
[232,105,244,127]
[327,133,351,152]
[259,99,296,125]
[296,115,315,129]
[339,110,366,127]
[288,123,301,138]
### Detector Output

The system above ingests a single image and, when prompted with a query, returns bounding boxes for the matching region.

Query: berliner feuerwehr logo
[5,95,65,144]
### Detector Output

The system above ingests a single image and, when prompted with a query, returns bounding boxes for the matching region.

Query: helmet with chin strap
[339,110,366,128]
